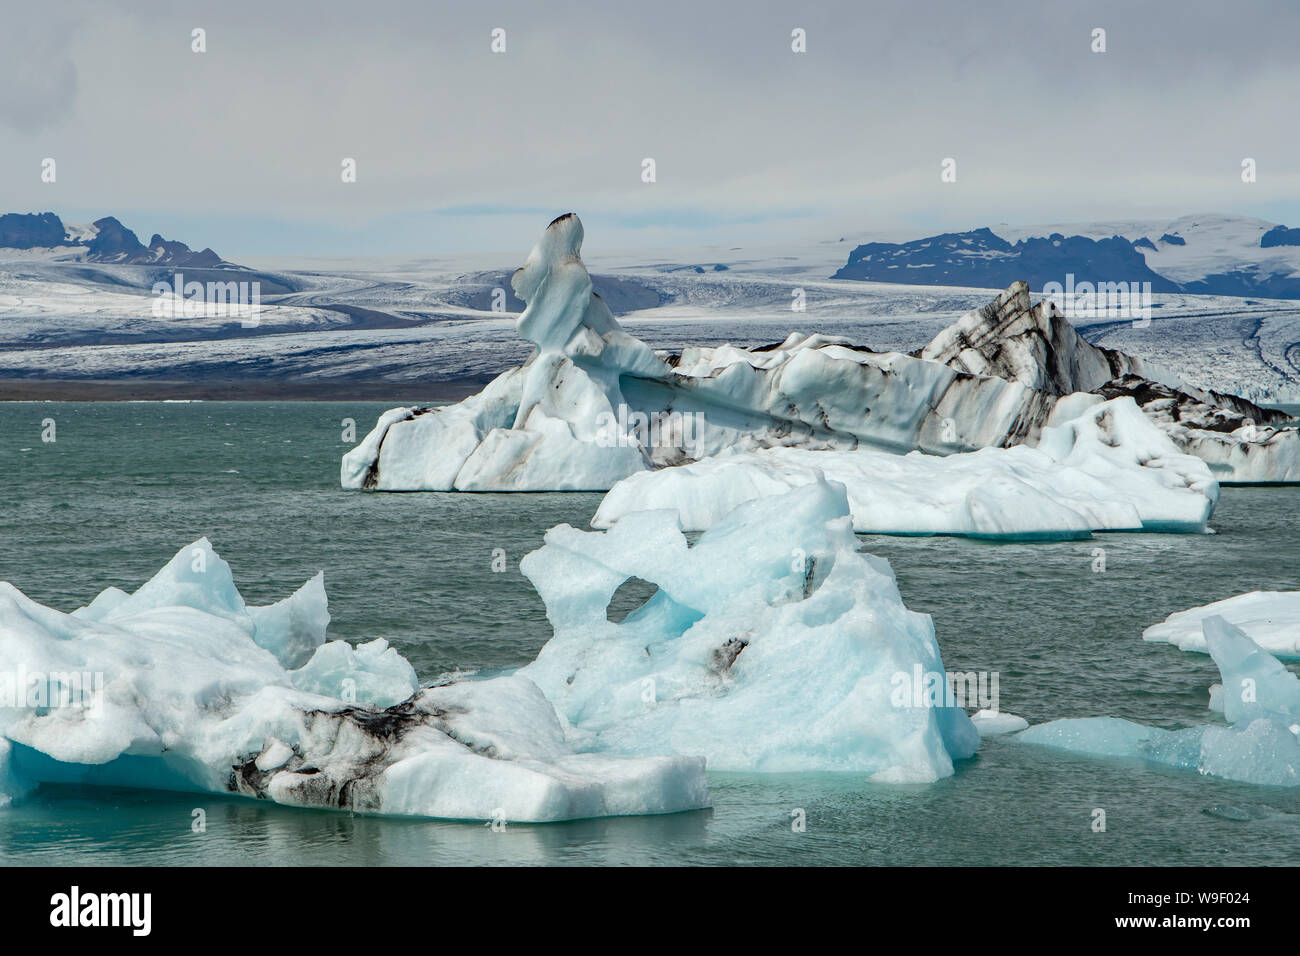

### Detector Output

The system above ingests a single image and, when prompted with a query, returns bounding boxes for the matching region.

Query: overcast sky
[2,0,1299,258]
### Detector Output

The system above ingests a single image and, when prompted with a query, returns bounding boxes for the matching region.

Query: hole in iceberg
[606,577,659,624]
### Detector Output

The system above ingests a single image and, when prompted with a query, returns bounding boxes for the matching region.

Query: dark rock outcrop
[833,228,1177,293]
[0,211,231,267]
[1261,225,1300,248]
[0,212,68,249]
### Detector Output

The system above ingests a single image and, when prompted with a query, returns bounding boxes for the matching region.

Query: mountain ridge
[0,211,230,268]
[833,214,1300,299]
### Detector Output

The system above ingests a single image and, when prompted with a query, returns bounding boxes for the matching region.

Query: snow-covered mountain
[0,211,229,267]
[3,210,1300,407]
[833,214,1300,300]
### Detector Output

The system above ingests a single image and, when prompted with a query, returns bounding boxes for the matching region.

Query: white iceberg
[0,539,708,822]
[342,215,1067,492]
[922,281,1300,484]
[1018,616,1300,786]
[517,479,981,782]
[1143,591,1300,659]
[593,396,1217,536]
[970,710,1029,737]
[1,483,983,815]
[343,214,1296,493]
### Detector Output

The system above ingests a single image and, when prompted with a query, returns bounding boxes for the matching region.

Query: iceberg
[0,539,708,822]
[517,479,981,782]
[921,281,1300,483]
[342,215,1063,492]
[1143,591,1300,659]
[970,710,1030,737]
[1018,617,1300,786]
[593,396,1217,536]
[1,483,982,816]
[343,214,1296,493]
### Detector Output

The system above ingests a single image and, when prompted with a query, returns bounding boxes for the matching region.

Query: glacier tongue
[0,539,709,822]
[593,396,1217,537]
[518,479,980,781]
[1018,616,1300,787]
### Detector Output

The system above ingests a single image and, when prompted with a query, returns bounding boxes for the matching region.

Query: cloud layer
[1,0,1298,255]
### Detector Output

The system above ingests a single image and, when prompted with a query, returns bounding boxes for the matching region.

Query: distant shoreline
[0,378,489,402]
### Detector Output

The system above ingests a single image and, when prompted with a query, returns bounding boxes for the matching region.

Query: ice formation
[921,282,1300,482]
[0,539,708,822]
[342,214,1059,492]
[343,214,1295,493]
[970,710,1029,737]
[1018,617,1300,786]
[593,396,1217,536]
[518,479,981,782]
[1143,591,1300,659]
[0,482,987,815]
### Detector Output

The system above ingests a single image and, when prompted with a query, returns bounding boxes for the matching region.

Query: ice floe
[1143,591,1300,659]
[922,280,1300,483]
[1018,617,1300,786]
[970,710,1030,737]
[593,396,1217,537]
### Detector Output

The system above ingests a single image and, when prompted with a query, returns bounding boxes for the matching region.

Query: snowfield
[3,213,1300,404]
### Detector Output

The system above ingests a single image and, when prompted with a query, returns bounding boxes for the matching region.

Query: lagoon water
[1,401,1298,866]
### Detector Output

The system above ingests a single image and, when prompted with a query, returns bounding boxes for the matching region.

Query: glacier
[517,479,981,782]
[0,538,708,822]
[1143,591,1300,659]
[592,396,1217,536]
[1018,616,1300,787]
[343,213,1297,498]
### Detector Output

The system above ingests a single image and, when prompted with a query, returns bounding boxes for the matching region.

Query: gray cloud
[0,0,1297,255]
[0,12,79,133]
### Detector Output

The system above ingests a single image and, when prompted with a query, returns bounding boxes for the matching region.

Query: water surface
[0,402,1297,865]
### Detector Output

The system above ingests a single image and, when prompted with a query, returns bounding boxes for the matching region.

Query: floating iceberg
[922,281,1300,483]
[517,480,981,782]
[1018,617,1300,786]
[970,710,1029,737]
[0,539,708,822]
[1,483,982,816]
[593,396,1217,537]
[1143,591,1300,660]
[343,214,1296,492]
[342,214,1059,492]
